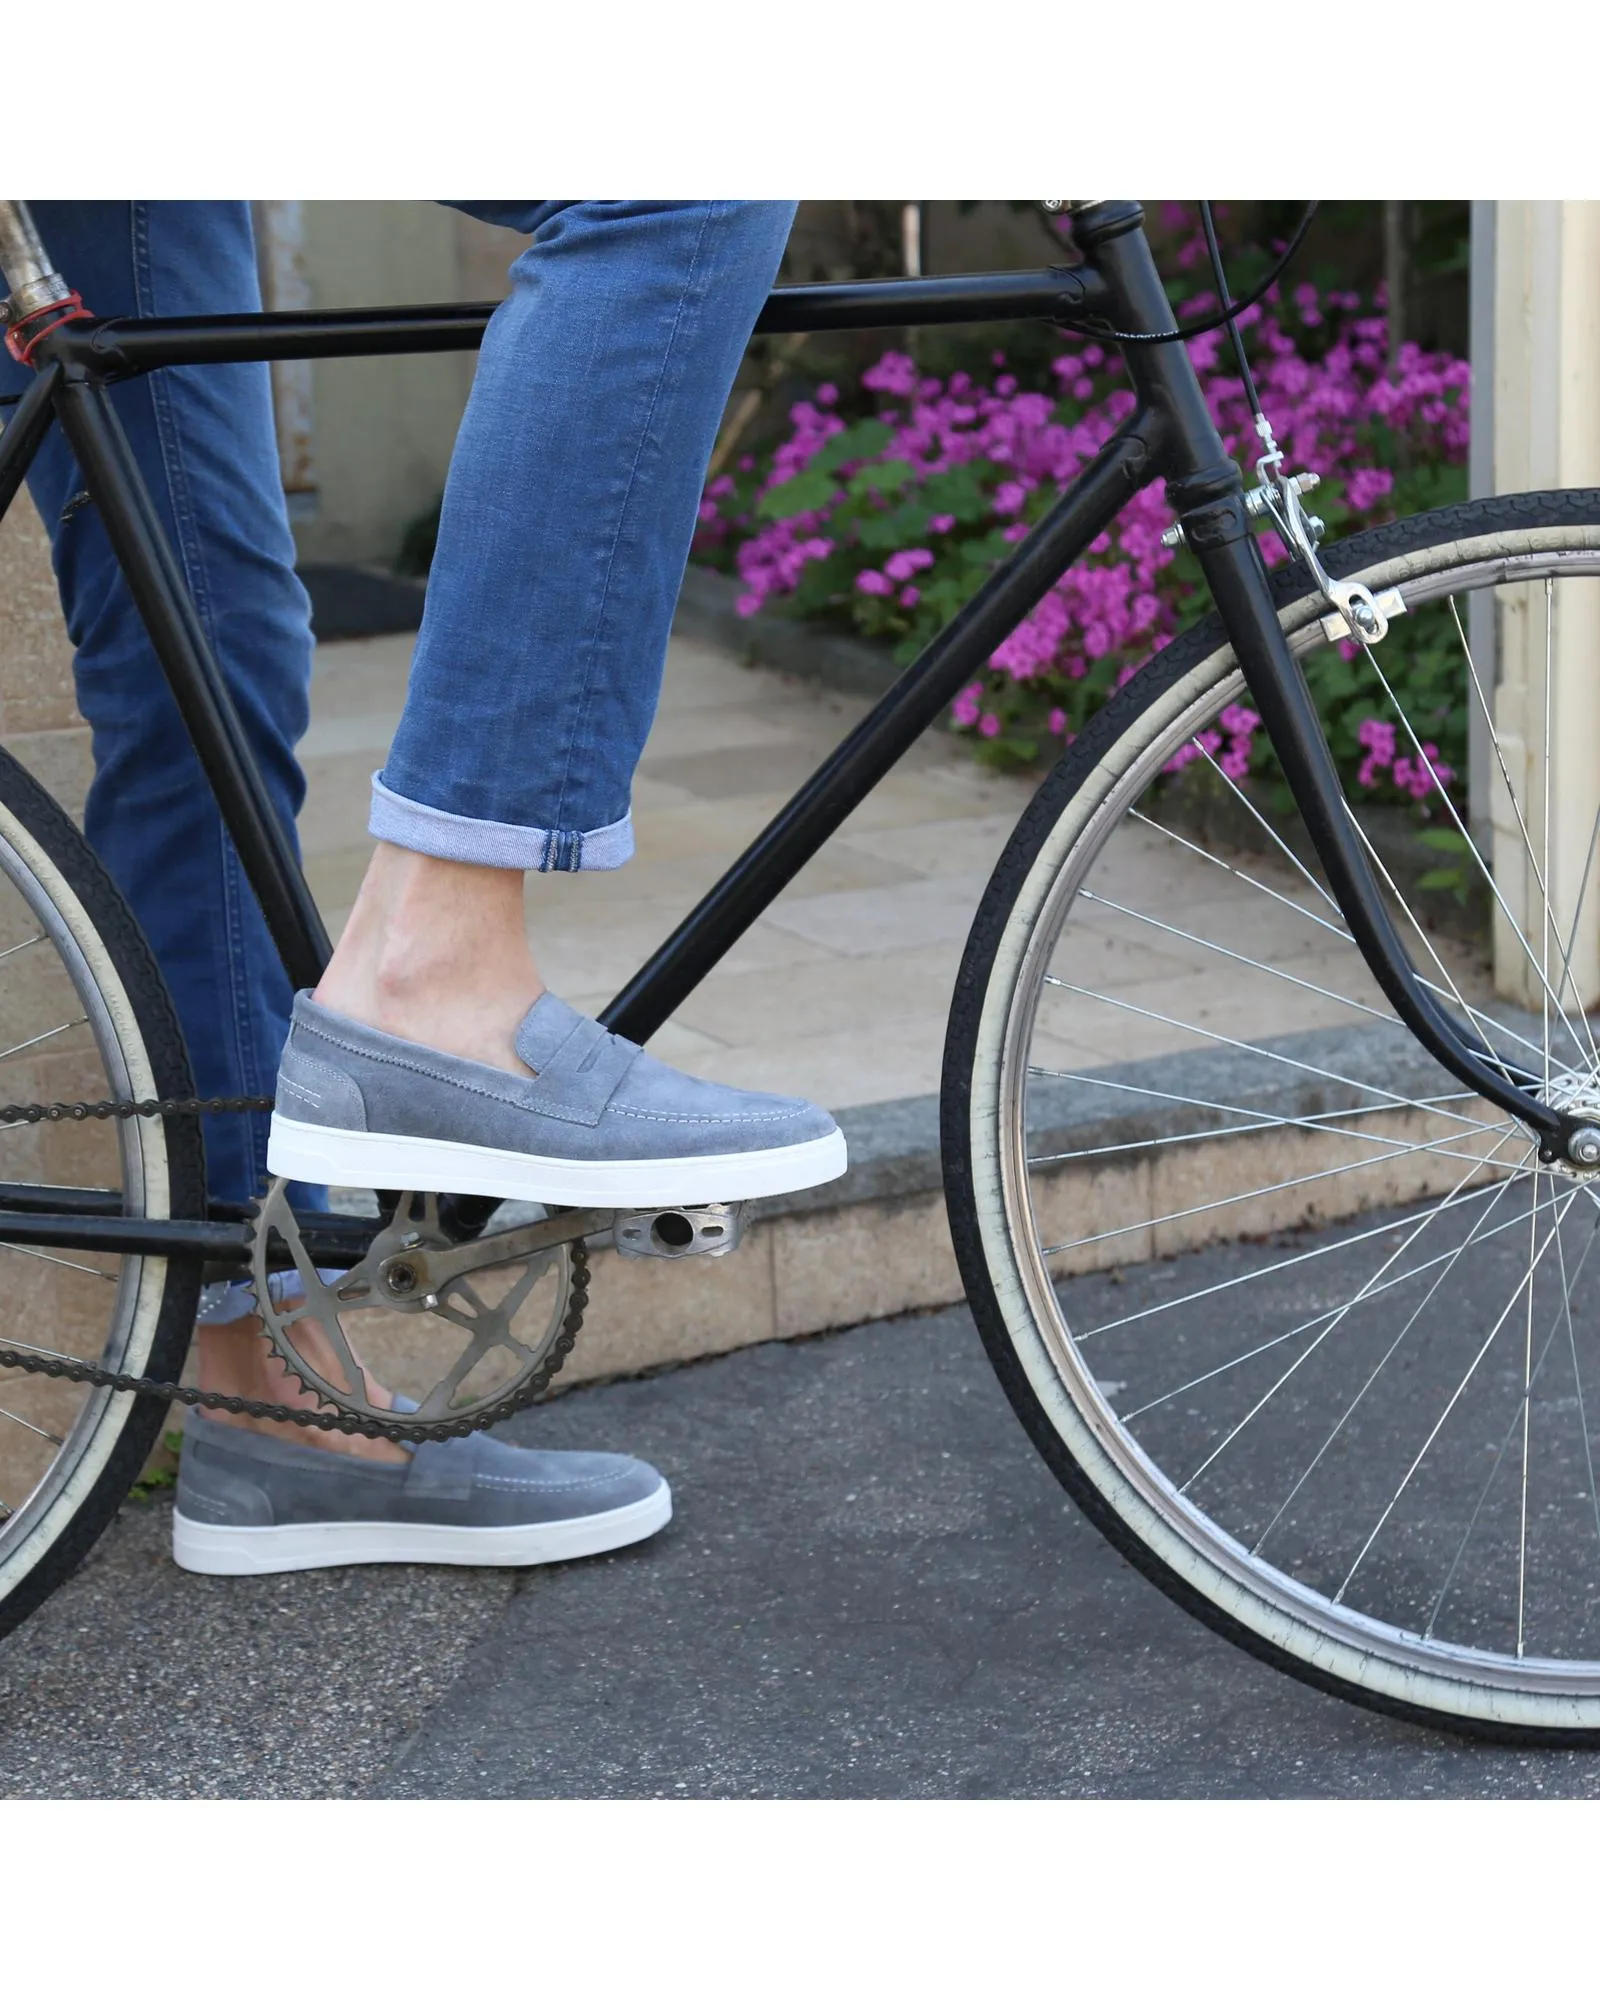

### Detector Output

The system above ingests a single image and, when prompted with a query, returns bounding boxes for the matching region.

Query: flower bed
[694,218,1471,827]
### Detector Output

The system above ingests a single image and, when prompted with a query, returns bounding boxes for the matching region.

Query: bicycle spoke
[1040,979,1496,1132]
[1135,765,1544,1069]
[1450,591,1600,1054]
[1028,1087,1494,1170]
[1422,1189,1598,1642]
[0,1402,64,1446]
[1554,1203,1600,1559]
[1078,887,1400,1027]
[1249,1154,1531,1556]
[1176,1143,1528,1497]
[1334,1188,1573,1606]
[1119,1137,1531,1420]
[1517,1161,1544,1651]
[1360,624,1597,1066]
[0,1016,88,1065]
[1191,740,1343,915]
[1127,808,1353,943]
[1076,1169,1520,1345]
[0,1242,118,1281]
[1039,1122,1513,1262]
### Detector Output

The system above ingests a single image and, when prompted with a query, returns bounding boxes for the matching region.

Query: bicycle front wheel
[0,745,205,1645]
[944,490,1600,1739]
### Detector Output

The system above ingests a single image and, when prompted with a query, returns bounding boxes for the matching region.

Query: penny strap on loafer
[514,998,638,1129]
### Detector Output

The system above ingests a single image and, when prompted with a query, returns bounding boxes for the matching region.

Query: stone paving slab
[301,626,1497,1113]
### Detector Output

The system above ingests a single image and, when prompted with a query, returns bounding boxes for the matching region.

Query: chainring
[0,1096,590,1442]
[248,1178,589,1441]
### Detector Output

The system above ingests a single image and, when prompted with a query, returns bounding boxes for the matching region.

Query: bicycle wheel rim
[0,794,182,1605]
[961,503,1600,1733]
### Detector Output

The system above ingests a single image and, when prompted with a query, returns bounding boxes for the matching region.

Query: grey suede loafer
[267,990,846,1205]
[171,1404,671,1575]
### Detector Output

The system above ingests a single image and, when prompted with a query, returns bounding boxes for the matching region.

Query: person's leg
[315,202,797,1072]
[281,201,841,1208]
[0,204,406,1455]
[4,202,309,1204]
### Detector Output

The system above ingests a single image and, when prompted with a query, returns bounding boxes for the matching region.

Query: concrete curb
[556,1016,1511,1390]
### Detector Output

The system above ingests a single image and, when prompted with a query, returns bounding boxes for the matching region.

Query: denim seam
[133,201,269,1198]
[546,202,719,839]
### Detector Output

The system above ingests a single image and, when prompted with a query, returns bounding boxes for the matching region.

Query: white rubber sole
[172,1477,672,1575]
[266,1112,848,1206]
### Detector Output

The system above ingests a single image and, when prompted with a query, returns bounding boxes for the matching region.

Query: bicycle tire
[944,488,1600,1740]
[0,742,205,1646]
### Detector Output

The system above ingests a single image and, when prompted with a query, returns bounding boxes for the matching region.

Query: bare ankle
[195,1318,408,1465]
[315,843,544,1071]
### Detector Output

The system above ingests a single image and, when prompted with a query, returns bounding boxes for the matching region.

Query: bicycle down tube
[0,196,1582,1287]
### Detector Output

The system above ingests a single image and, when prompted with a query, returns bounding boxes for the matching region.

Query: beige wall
[286,201,519,568]
[1489,201,1600,1010]
[0,492,90,822]
[280,201,1056,571]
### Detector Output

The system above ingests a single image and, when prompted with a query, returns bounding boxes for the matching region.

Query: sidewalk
[296,627,1500,1383]
[301,626,1495,1105]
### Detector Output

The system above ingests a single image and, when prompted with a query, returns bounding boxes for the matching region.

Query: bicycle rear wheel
[944,490,1600,1738]
[0,745,204,1645]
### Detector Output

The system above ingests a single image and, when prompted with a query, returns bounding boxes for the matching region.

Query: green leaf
[1415,866,1468,893]
[810,419,896,475]
[756,468,838,520]
[848,457,916,498]
[1416,827,1474,853]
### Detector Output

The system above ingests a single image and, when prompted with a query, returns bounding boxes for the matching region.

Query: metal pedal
[611,1202,744,1260]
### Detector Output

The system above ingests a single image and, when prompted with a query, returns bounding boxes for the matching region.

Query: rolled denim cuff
[368,772,635,872]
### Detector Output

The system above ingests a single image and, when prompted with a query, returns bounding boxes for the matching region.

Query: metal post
[0,201,72,328]
[1467,200,1497,845]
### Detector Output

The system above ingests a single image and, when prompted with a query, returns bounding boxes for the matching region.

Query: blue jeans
[1,199,795,1205]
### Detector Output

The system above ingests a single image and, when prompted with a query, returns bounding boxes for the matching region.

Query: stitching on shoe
[298,1021,806,1130]
[611,1105,795,1127]
[473,1472,640,1494]
[297,1023,537,1112]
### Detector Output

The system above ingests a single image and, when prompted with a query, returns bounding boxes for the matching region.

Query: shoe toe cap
[465,1434,668,1519]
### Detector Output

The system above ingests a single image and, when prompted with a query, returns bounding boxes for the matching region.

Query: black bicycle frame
[0,199,1574,1271]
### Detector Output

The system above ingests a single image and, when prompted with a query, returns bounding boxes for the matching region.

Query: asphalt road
[6,1232,1600,1797]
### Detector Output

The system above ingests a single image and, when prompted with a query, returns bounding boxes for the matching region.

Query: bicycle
[4,196,1600,1742]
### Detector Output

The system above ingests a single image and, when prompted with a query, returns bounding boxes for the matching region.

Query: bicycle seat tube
[1069,202,1571,1162]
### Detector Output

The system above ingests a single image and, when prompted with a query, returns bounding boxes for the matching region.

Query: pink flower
[863,352,919,397]
[884,547,934,582]
[709,261,1468,793]
[1346,466,1394,512]
[993,481,1030,518]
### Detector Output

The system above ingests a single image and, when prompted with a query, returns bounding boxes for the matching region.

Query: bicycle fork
[1066,201,1585,1169]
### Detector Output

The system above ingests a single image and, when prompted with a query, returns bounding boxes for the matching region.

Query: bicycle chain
[0,1093,591,1443]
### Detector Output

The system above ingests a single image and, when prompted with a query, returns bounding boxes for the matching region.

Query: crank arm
[361,1206,612,1301]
